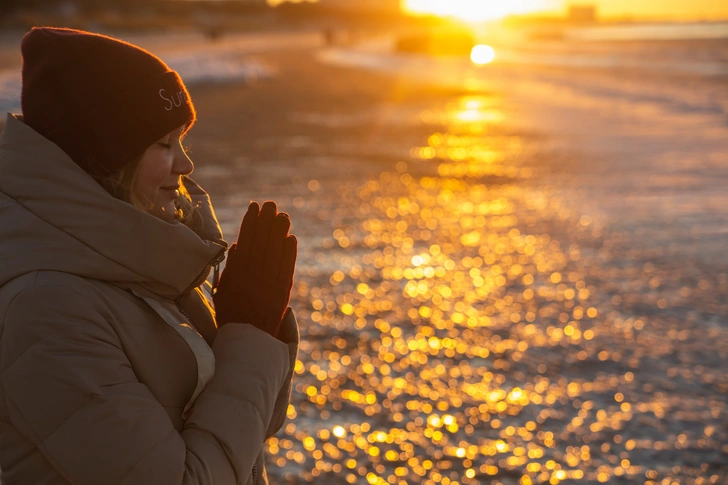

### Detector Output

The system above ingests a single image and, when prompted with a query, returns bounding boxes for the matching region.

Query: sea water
[319,21,728,265]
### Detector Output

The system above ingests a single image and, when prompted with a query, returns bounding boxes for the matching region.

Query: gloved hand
[213,201,297,337]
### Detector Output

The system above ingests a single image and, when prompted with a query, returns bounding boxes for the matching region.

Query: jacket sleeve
[265,307,299,439]
[0,286,290,485]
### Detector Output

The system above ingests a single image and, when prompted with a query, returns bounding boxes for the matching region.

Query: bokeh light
[270,92,728,484]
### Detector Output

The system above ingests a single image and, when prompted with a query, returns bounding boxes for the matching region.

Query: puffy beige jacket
[0,114,298,485]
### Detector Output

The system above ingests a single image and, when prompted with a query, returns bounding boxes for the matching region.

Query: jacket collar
[0,113,227,299]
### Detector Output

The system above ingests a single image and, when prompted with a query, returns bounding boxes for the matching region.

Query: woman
[0,27,298,485]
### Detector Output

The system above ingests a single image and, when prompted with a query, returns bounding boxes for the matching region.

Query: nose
[173,146,194,176]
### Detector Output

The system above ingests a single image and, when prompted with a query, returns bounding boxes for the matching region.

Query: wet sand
[186,47,728,484]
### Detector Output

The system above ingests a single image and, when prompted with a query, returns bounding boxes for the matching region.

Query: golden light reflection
[272,85,728,484]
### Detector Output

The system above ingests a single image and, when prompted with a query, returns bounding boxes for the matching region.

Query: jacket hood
[0,113,227,299]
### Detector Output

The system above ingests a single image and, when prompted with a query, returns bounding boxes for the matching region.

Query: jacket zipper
[175,301,201,334]
[252,462,258,485]
[180,247,227,298]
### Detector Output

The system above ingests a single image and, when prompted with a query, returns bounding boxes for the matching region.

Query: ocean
[319,21,728,265]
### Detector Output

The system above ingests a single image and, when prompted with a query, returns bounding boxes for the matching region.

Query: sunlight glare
[471,45,496,65]
[403,0,554,21]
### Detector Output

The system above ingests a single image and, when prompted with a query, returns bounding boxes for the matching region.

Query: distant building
[568,4,597,23]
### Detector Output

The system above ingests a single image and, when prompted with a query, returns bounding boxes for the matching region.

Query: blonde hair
[94,156,198,226]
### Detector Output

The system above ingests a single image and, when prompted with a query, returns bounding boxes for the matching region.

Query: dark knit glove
[213,201,297,337]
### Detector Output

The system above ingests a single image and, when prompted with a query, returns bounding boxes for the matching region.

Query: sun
[402,0,557,22]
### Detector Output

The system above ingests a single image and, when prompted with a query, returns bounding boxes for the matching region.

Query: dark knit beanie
[21,27,196,176]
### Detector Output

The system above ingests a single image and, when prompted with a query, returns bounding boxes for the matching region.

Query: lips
[160,185,180,192]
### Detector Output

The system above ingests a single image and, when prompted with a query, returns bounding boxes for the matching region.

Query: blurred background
[1,1,727,484]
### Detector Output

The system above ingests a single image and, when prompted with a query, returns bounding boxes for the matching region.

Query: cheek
[136,153,174,199]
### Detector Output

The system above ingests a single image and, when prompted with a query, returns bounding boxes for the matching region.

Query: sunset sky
[401,0,728,20]
[554,0,728,19]
[270,0,728,21]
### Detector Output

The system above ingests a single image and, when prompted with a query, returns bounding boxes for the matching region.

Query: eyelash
[159,143,191,154]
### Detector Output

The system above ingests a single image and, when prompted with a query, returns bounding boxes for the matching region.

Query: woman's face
[135,125,193,223]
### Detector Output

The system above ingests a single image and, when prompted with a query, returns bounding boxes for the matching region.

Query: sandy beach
[1,29,726,485]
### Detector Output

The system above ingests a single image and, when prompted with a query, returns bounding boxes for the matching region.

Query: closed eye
[158,142,189,152]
